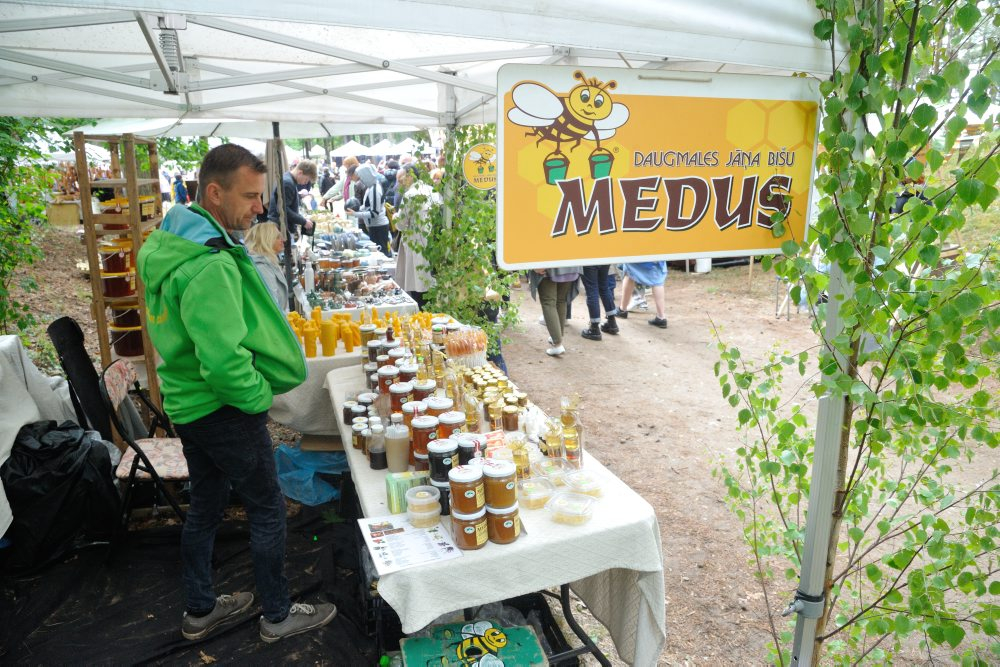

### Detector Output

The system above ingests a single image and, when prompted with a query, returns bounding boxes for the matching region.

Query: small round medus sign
[462,143,497,190]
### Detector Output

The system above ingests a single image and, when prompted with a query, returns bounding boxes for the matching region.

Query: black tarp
[1,420,120,570]
[0,504,376,664]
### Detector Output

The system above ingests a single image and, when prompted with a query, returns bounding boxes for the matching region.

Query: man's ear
[202,181,221,206]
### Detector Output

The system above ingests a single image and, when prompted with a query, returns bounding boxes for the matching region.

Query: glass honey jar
[410,415,439,456]
[448,465,485,514]
[482,459,517,508]
[485,503,520,545]
[450,508,488,550]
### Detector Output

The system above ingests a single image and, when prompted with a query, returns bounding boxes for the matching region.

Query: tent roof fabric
[0,1,844,128]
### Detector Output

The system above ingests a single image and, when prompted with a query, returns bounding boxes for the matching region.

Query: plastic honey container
[564,469,604,497]
[486,503,521,544]
[517,477,556,510]
[437,410,465,439]
[448,465,485,514]
[451,508,487,550]
[532,457,572,486]
[546,492,596,526]
[407,505,440,529]
[482,459,517,508]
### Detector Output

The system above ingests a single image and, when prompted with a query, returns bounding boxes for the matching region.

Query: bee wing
[594,103,630,130]
[507,108,555,127]
[511,82,562,120]
[584,128,618,140]
[469,151,482,161]
[489,154,497,162]
[461,621,494,638]
[479,656,505,667]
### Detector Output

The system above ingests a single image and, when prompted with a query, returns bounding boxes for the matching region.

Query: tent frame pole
[788,111,863,665]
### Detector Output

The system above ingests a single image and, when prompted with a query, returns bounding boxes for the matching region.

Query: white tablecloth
[325,366,666,665]
[0,335,77,536]
[269,350,364,435]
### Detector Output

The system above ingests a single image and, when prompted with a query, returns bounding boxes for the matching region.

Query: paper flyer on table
[358,514,462,576]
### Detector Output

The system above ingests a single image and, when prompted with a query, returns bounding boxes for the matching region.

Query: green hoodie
[137,203,306,424]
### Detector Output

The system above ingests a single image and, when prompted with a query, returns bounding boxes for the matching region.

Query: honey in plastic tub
[517,477,556,510]
[100,270,136,298]
[448,465,485,514]
[564,469,604,497]
[408,505,440,529]
[405,485,441,513]
[546,491,596,526]
[531,457,572,486]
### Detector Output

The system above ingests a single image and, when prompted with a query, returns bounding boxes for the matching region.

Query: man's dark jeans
[582,265,616,322]
[175,405,290,623]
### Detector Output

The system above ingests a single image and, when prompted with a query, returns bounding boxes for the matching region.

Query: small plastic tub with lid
[531,457,572,485]
[564,469,604,497]
[517,477,556,510]
[405,485,441,513]
[546,491,596,526]
[407,505,440,529]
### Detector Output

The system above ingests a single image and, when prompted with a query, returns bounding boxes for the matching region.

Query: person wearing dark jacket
[267,160,316,237]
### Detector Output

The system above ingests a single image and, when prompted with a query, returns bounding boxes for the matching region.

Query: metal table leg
[546,585,612,666]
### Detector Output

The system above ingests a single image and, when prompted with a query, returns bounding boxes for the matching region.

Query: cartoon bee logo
[463,143,498,191]
[508,70,630,184]
[453,621,508,666]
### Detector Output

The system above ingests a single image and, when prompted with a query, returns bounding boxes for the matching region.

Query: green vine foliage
[713,2,999,664]
[405,124,519,356]
[0,117,61,335]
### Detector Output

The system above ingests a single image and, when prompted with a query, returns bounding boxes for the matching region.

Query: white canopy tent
[0,3,853,664]
[0,1,843,128]
[329,139,370,157]
[366,138,396,156]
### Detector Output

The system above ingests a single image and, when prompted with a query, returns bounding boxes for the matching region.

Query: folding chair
[99,359,187,529]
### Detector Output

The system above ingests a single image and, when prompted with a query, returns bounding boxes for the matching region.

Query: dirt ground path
[503,264,818,665]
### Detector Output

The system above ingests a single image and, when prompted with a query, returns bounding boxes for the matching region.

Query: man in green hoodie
[138,144,336,643]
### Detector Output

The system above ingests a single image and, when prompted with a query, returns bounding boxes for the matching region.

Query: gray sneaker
[259,602,337,643]
[181,592,255,640]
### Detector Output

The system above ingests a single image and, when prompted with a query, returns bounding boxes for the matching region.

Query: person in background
[430,168,444,186]
[393,164,436,308]
[137,144,335,644]
[172,173,188,205]
[580,264,619,341]
[529,266,582,357]
[350,164,392,256]
[244,222,288,310]
[160,169,171,204]
[267,160,316,238]
[617,261,668,328]
[318,167,335,198]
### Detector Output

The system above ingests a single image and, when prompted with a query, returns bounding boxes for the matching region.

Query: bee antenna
[604,80,617,91]
[573,70,585,82]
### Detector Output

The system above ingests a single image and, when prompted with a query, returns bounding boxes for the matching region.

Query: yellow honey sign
[462,143,497,190]
[497,65,820,269]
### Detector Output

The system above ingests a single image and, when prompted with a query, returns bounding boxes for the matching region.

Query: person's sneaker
[627,297,649,312]
[181,592,255,640]
[616,308,628,320]
[601,316,620,335]
[546,345,566,356]
[648,316,668,329]
[581,323,602,341]
[260,602,337,644]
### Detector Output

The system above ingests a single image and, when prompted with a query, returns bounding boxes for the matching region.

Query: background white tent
[66,117,418,139]
[329,139,369,157]
[366,138,395,156]
[392,137,421,155]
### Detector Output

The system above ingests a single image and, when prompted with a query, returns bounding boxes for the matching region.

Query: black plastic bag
[1,420,120,570]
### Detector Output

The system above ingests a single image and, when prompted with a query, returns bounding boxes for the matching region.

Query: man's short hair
[294,159,318,181]
[198,144,266,202]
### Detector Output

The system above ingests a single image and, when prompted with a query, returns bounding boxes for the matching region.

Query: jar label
[464,490,476,499]
[464,526,475,535]
[505,481,515,490]
[476,485,485,506]
[513,518,520,536]
[475,521,488,545]
[443,457,452,466]
[503,520,513,529]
